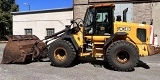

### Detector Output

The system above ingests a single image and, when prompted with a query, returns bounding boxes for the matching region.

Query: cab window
[95,8,111,35]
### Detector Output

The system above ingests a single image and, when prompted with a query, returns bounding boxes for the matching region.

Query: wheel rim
[54,47,67,61]
[116,50,130,64]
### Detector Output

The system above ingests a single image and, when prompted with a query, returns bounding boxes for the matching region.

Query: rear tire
[106,40,139,71]
[49,39,76,67]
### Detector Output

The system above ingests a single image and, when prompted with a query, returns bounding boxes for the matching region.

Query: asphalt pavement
[0,43,160,80]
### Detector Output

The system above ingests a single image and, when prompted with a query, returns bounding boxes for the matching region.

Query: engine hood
[114,21,151,44]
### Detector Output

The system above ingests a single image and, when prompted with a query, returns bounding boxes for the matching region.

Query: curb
[0,41,8,43]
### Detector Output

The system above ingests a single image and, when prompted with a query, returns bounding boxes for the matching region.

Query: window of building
[25,29,32,35]
[46,28,55,37]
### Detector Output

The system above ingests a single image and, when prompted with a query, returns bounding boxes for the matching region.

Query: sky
[16,0,73,11]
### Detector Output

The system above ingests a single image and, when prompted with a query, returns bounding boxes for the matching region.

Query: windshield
[83,8,93,27]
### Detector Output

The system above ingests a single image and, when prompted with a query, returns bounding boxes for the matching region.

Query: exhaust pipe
[123,8,128,22]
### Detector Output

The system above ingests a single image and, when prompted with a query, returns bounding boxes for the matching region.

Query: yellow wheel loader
[2,3,159,71]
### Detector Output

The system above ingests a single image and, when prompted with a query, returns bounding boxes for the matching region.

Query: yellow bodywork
[72,27,84,48]
[115,21,152,56]
[72,21,153,57]
[72,2,153,57]
[114,21,151,44]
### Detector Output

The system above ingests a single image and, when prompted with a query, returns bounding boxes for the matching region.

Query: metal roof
[12,7,73,15]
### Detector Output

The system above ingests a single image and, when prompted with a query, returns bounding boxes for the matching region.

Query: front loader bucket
[2,35,46,64]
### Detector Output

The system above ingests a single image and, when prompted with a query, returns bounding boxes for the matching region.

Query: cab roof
[90,3,115,8]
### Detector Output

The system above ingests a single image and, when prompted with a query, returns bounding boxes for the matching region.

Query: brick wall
[74,0,88,4]
[74,0,152,24]
[74,0,160,44]
[73,5,88,19]
[133,3,152,24]
[73,0,132,19]
[73,0,134,19]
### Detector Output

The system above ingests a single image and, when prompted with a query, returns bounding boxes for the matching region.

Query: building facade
[12,8,73,39]
[74,0,153,23]
[74,0,160,44]
[12,1,160,44]
[152,2,160,41]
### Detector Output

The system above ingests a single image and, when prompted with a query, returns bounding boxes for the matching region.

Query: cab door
[83,6,114,57]
[84,6,114,42]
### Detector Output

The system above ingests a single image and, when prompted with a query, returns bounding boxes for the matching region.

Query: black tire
[49,39,76,67]
[106,40,139,71]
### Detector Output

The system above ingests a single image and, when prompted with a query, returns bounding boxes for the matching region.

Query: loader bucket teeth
[1,35,46,64]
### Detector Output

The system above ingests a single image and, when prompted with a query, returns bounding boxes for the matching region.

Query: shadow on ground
[72,57,150,72]
[136,60,150,69]
[1,56,150,72]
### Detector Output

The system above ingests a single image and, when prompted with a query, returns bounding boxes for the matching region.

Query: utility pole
[24,3,30,11]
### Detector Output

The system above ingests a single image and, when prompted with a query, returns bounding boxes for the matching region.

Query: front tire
[49,39,76,67]
[106,40,139,71]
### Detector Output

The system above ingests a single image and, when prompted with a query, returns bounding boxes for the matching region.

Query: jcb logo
[117,27,131,31]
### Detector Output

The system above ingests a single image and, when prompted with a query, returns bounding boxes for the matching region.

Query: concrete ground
[0,43,160,80]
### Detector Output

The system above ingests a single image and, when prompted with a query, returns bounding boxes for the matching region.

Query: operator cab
[82,3,115,55]
[84,4,115,36]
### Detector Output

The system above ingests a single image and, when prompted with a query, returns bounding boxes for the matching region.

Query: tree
[0,0,19,40]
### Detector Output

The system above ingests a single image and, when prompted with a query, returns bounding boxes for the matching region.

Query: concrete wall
[152,2,160,44]
[13,10,73,39]
[114,3,133,22]
[133,3,152,24]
